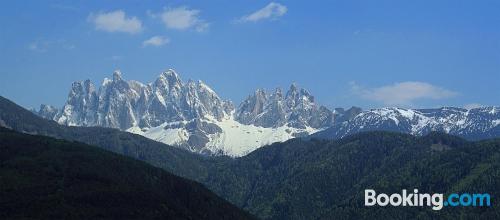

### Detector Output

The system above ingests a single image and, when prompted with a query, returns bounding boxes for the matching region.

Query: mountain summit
[36,69,500,156]
[54,69,232,130]
[236,84,335,129]
[311,107,500,141]
[39,69,336,156]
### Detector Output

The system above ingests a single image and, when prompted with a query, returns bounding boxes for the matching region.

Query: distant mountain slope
[0,95,210,180]
[199,132,500,219]
[0,127,254,219]
[311,107,500,141]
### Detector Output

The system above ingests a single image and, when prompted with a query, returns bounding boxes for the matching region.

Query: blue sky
[1,0,499,110]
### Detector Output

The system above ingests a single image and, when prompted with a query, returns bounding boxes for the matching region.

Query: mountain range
[2,96,500,219]
[35,69,345,156]
[34,69,500,156]
[311,106,500,141]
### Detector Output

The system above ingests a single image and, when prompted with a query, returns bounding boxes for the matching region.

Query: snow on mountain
[36,68,500,156]
[128,113,318,157]
[312,106,500,141]
[42,69,323,156]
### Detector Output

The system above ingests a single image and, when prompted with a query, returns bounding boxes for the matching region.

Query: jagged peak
[71,80,83,88]
[285,83,299,98]
[197,80,217,95]
[299,87,312,96]
[254,89,268,98]
[244,84,320,105]
[113,70,122,81]
[70,80,94,93]
[39,104,57,111]
[156,69,183,88]
[273,88,283,98]
[282,83,315,105]
[160,69,181,80]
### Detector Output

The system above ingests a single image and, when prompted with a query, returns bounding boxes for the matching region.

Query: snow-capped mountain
[311,107,500,140]
[38,69,335,156]
[53,70,233,130]
[35,68,500,156]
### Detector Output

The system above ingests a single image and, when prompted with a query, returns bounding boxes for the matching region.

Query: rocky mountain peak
[49,69,234,130]
[288,83,298,93]
[284,84,314,108]
[273,88,283,98]
[70,80,95,95]
[37,69,345,156]
[157,69,182,87]
[112,70,122,81]
[36,104,59,120]
[236,84,334,129]
[312,106,500,141]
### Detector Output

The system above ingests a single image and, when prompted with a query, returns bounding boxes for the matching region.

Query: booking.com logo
[365,189,491,210]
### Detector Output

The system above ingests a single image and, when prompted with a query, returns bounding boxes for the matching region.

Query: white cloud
[142,36,170,47]
[464,103,484,110]
[28,40,75,52]
[89,10,142,34]
[239,2,287,22]
[28,42,48,52]
[158,6,209,32]
[110,55,122,61]
[351,81,457,106]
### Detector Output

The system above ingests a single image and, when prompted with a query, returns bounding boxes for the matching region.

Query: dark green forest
[0,127,254,219]
[201,131,500,219]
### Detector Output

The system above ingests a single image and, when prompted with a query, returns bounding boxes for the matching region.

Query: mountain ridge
[3,96,500,219]
[0,127,254,219]
[33,69,500,156]
[0,95,211,179]
[35,69,339,156]
[196,131,500,219]
[311,106,500,141]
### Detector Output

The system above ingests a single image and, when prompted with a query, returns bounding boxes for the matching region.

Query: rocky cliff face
[235,84,335,129]
[56,79,98,127]
[37,68,500,156]
[37,69,338,156]
[35,104,59,120]
[54,69,233,130]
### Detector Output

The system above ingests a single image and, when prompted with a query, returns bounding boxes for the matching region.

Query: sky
[1,0,499,110]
